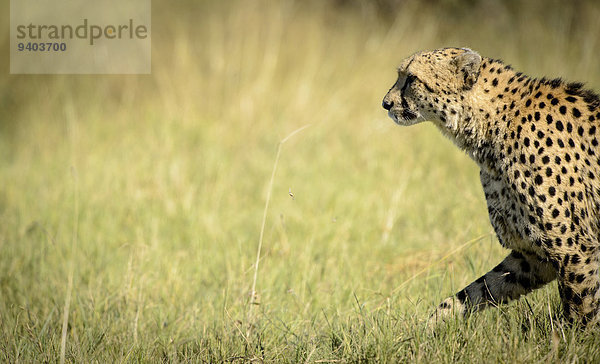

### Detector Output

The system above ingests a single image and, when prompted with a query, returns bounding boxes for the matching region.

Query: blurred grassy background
[2,0,600,362]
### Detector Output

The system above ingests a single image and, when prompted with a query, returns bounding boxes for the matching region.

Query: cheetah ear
[451,49,482,90]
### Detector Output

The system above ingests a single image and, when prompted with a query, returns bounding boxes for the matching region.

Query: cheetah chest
[479,170,545,255]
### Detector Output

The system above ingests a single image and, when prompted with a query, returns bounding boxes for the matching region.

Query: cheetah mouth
[388,109,419,125]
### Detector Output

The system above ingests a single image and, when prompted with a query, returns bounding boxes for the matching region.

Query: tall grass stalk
[248,125,311,321]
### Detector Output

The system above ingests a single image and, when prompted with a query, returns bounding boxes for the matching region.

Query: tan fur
[383,47,600,326]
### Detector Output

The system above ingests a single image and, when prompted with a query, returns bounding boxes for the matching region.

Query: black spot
[525,99,532,107]
[571,254,580,265]
[573,108,581,118]
[564,302,571,318]
[536,207,544,218]
[546,138,553,147]
[551,98,559,105]
[560,105,567,114]
[556,120,564,131]
[535,175,543,185]
[492,78,498,87]
[566,96,577,103]
[539,102,546,109]
[563,286,573,300]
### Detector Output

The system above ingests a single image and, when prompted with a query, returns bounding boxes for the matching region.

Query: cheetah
[382,47,600,326]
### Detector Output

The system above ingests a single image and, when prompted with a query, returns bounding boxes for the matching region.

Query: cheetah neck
[435,58,534,174]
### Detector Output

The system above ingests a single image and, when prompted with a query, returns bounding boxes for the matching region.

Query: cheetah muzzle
[383,47,600,326]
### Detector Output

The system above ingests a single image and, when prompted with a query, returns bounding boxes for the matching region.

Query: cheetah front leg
[555,248,600,326]
[431,250,556,323]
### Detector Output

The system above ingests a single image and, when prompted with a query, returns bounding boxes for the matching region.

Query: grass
[2,0,600,362]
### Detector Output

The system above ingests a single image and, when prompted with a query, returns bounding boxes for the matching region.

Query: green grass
[2,0,600,362]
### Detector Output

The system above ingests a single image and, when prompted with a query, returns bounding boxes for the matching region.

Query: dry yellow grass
[2,0,600,362]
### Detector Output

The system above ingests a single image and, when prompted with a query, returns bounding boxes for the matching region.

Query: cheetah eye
[402,74,416,92]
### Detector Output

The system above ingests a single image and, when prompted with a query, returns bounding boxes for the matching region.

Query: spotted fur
[383,47,600,326]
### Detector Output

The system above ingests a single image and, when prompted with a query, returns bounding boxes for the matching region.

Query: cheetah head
[382,48,482,127]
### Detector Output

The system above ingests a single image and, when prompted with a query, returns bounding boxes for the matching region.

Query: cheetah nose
[382,100,394,110]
